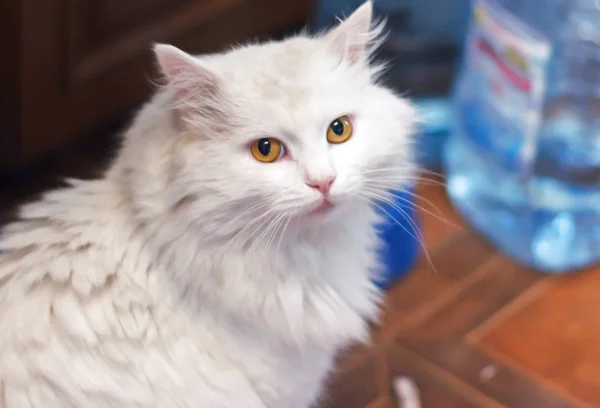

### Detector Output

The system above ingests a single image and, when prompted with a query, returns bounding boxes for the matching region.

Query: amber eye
[251,138,284,163]
[327,115,353,144]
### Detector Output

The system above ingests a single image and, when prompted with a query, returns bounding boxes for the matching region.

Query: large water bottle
[445,0,600,273]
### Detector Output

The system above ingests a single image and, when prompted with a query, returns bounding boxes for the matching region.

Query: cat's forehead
[209,37,370,119]
[216,38,317,78]
[215,38,359,94]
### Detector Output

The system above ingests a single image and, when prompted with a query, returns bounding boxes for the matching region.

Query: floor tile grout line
[475,341,594,408]
[418,223,467,261]
[373,231,483,340]
[385,253,503,337]
[337,345,377,372]
[391,228,469,284]
[420,226,472,258]
[364,396,392,408]
[465,277,553,344]
[375,345,392,399]
[388,339,507,408]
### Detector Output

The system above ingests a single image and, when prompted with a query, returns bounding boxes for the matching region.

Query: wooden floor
[1,133,599,408]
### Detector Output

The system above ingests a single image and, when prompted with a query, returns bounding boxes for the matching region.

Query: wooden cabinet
[0,0,313,171]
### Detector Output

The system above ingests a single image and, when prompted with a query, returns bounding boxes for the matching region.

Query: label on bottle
[462,0,552,175]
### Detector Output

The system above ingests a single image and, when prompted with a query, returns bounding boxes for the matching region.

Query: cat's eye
[250,138,285,163]
[327,115,353,144]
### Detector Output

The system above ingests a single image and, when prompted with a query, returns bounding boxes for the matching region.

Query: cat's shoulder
[0,236,265,408]
[0,223,139,342]
[0,220,170,407]
[0,179,135,296]
[0,182,148,346]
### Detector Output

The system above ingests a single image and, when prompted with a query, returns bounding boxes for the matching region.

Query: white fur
[0,2,417,407]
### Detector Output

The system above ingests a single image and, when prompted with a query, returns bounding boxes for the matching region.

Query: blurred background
[0,0,470,171]
[2,0,600,406]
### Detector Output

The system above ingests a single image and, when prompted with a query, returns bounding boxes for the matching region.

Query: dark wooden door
[0,0,313,171]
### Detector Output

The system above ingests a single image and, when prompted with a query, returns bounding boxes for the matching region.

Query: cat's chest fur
[0,180,382,408]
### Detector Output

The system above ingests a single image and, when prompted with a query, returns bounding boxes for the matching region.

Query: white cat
[0,1,417,407]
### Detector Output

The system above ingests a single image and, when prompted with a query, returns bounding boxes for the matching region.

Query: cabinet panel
[0,0,313,171]
[65,0,240,86]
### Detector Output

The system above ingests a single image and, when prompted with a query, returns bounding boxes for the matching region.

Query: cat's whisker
[224,191,295,251]
[374,174,445,183]
[248,212,283,255]
[222,205,272,248]
[359,190,438,275]
[362,177,443,209]
[361,166,415,174]
[363,166,445,180]
[226,205,280,252]
[416,168,446,179]
[274,213,292,259]
[263,214,286,255]
[365,182,460,230]
[225,199,272,226]
[366,175,446,188]
[390,191,460,230]
[361,166,446,179]
[362,187,423,245]
[360,192,421,247]
[240,216,270,254]
[257,214,288,261]
[368,202,437,277]
[239,214,276,252]
[238,200,298,256]
[363,187,444,231]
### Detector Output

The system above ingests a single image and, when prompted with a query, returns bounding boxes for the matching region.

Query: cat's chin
[306,200,335,217]
[288,200,341,229]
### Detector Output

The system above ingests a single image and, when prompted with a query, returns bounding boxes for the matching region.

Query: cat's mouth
[306,199,335,216]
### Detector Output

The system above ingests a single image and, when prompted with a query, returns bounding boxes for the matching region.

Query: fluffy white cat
[0,1,417,407]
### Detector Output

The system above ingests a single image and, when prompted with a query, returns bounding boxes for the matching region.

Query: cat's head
[151,1,417,244]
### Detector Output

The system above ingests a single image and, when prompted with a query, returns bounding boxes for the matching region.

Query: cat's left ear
[154,43,220,102]
[324,1,382,64]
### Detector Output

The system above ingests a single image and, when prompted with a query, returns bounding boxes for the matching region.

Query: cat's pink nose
[306,176,335,196]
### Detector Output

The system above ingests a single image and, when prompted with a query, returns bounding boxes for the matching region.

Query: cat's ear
[324,1,383,64]
[153,43,220,102]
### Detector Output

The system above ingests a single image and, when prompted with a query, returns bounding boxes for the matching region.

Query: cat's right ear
[153,44,220,103]
[324,1,383,64]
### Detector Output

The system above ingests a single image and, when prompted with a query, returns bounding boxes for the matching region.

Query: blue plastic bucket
[374,189,421,289]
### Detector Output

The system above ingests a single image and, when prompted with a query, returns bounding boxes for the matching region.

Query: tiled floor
[1,133,599,408]
[323,181,600,408]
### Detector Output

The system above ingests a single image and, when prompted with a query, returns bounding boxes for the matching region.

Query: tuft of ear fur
[154,44,228,133]
[324,1,386,64]
[154,44,220,100]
